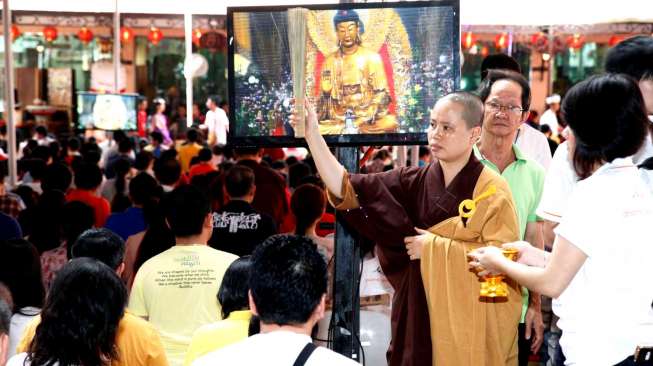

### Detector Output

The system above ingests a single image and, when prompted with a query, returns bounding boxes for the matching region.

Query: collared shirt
[191,330,359,366]
[184,310,252,366]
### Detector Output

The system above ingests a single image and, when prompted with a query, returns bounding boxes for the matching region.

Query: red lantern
[494,33,508,50]
[120,27,133,43]
[43,26,58,42]
[77,27,93,44]
[480,46,489,57]
[567,34,584,50]
[192,29,203,46]
[608,35,624,47]
[461,31,476,50]
[147,27,163,45]
[10,25,20,41]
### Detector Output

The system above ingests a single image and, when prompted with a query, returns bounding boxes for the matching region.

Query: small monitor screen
[76,92,139,131]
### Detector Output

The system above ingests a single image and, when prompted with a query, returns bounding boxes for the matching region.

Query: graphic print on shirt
[212,212,261,233]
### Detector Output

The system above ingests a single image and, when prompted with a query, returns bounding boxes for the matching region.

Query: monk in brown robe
[292,91,521,366]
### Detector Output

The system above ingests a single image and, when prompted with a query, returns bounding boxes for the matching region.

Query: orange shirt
[66,188,110,227]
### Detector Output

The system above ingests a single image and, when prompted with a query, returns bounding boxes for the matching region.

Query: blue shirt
[105,207,146,240]
[0,212,22,240]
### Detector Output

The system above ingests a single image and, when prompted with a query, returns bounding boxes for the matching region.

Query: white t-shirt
[537,135,653,223]
[205,108,229,146]
[8,307,40,359]
[192,330,359,366]
[128,245,238,366]
[553,158,653,365]
[6,352,53,366]
[515,123,552,171]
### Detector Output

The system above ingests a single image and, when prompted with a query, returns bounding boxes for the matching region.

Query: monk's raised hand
[404,228,435,260]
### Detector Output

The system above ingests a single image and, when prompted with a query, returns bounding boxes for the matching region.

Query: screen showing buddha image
[229,2,459,144]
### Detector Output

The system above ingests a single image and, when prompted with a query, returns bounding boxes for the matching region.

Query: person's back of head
[0,239,45,313]
[562,73,648,179]
[62,201,95,254]
[197,148,212,163]
[35,126,47,139]
[29,258,126,366]
[186,128,200,144]
[225,165,255,200]
[129,172,160,207]
[540,124,552,135]
[134,151,154,172]
[480,53,521,81]
[291,184,326,236]
[288,162,311,190]
[150,131,164,145]
[154,158,182,187]
[218,256,252,319]
[605,35,653,81]
[234,147,263,161]
[71,228,125,272]
[41,162,73,192]
[165,185,211,238]
[112,130,127,145]
[74,162,103,191]
[118,138,133,154]
[249,234,327,327]
[67,137,81,152]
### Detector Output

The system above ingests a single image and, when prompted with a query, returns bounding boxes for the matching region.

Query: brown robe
[328,153,520,366]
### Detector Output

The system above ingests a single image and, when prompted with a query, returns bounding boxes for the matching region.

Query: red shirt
[189,162,217,179]
[137,110,148,138]
[66,189,111,227]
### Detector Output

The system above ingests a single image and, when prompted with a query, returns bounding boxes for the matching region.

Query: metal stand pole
[331,146,361,362]
[3,0,17,187]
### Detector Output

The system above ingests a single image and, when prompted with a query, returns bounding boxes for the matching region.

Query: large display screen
[227,1,460,146]
[76,92,139,131]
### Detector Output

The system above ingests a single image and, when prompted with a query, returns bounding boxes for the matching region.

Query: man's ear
[470,126,482,144]
[248,290,259,316]
[0,333,8,366]
[116,262,126,276]
[204,213,213,229]
[312,294,327,322]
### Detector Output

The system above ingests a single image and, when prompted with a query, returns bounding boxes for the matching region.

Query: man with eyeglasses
[476,69,547,366]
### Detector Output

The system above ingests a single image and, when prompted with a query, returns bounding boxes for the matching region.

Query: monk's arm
[293,102,346,198]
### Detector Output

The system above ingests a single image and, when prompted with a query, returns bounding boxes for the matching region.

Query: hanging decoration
[148,27,163,45]
[480,45,490,57]
[120,27,133,43]
[77,27,94,44]
[567,34,584,50]
[530,32,549,53]
[10,25,21,41]
[608,35,624,47]
[461,31,476,50]
[494,33,508,50]
[43,26,58,42]
[193,29,203,47]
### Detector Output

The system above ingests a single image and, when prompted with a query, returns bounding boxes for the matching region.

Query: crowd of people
[0,35,652,366]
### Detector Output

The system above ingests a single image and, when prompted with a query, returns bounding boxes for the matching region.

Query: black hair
[198,148,212,162]
[62,201,95,258]
[478,69,531,112]
[111,158,132,212]
[605,35,653,80]
[134,197,175,275]
[154,158,182,186]
[0,298,10,335]
[249,234,327,325]
[74,162,103,190]
[212,145,225,156]
[218,256,252,318]
[540,124,552,134]
[71,229,125,271]
[165,185,210,237]
[27,158,47,181]
[207,95,222,106]
[68,137,81,151]
[480,53,522,80]
[129,172,160,206]
[291,184,326,236]
[225,165,255,198]
[23,190,65,252]
[285,156,299,166]
[562,74,648,179]
[271,160,287,171]
[28,258,126,366]
[288,162,311,190]
[234,147,262,157]
[186,128,200,143]
[134,151,154,171]
[49,141,62,162]
[41,162,73,192]
[0,239,45,313]
[112,130,127,144]
[35,125,47,137]
[118,138,133,154]
[150,131,164,144]
[419,146,430,158]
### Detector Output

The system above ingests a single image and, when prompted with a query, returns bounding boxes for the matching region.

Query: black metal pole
[331,146,361,362]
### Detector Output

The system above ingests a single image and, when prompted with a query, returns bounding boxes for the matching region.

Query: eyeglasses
[485,101,524,115]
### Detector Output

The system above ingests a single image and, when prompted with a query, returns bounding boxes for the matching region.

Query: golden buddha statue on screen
[316,10,399,135]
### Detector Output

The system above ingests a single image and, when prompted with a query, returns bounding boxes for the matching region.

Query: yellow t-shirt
[177,143,203,173]
[128,245,238,366]
[17,311,169,366]
[183,310,251,366]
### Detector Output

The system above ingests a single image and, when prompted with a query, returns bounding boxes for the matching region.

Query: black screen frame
[227,0,460,147]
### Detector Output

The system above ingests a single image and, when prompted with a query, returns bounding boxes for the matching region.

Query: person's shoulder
[191,337,250,366]
[312,346,360,365]
[477,165,511,195]
[6,353,29,366]
[202,246,239,262]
